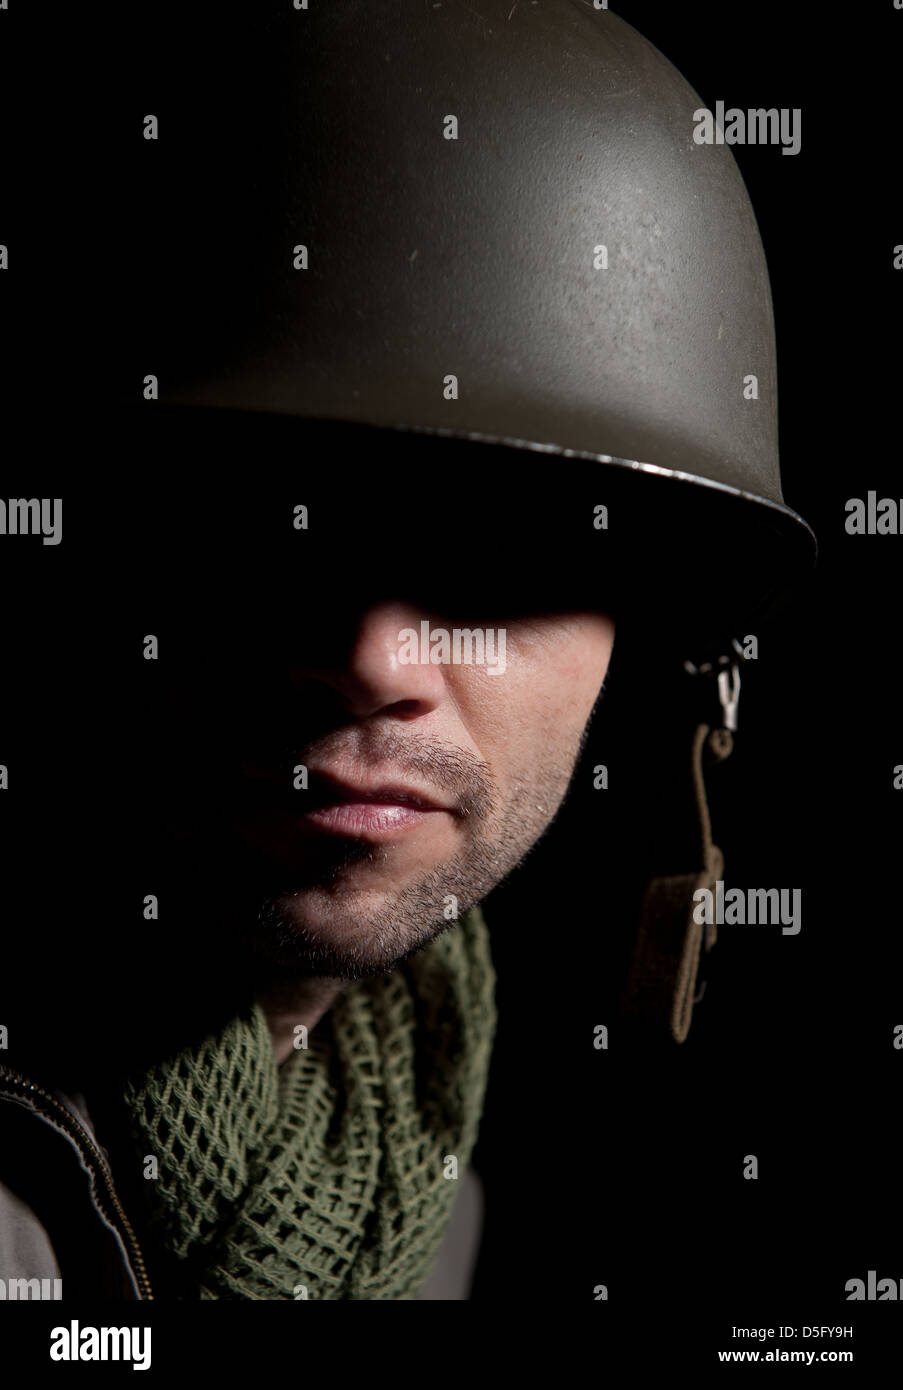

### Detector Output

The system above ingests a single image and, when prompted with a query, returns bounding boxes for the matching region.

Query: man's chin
[241,883,460,982]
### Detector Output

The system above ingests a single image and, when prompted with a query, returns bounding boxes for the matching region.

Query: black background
[1,0,900,1369]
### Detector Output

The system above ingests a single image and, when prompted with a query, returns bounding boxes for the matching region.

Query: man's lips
[236,763,455,837]
[306,772,451,813]
[301,801,445,837]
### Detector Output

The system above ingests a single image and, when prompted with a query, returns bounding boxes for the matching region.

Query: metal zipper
[0,1064,154,1300]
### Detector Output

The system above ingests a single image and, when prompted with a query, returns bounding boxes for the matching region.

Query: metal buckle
[716,663,741,733]
[683,638,745,733]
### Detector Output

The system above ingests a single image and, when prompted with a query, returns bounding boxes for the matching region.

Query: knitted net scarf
[118,907,496,1300]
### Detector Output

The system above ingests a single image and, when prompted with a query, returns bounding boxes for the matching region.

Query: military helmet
[122,0,815,649]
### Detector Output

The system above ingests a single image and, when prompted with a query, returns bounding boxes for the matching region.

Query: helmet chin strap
[619,652,742,1043]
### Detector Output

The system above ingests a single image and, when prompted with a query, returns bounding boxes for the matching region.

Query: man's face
[164,597,614,981]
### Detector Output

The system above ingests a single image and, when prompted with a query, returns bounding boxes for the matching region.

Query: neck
[256,976,349,1066]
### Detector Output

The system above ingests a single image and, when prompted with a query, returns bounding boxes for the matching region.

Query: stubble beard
[241,756,579,982]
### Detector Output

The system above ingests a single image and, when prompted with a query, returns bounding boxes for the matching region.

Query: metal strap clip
[683,637,745,734]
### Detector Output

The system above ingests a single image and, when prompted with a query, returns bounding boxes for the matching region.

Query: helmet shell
[125,0,816,642]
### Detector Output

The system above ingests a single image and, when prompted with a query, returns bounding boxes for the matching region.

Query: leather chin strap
[619,719,735,1044]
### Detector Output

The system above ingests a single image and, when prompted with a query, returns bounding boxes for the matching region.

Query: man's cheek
[528,683,587,745]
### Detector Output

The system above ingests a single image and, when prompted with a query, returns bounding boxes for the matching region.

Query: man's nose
[288,602,448,721]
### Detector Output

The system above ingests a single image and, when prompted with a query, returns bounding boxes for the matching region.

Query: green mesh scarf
[118,907,496,1300]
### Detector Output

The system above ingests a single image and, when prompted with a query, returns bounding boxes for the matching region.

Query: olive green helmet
[124,0,815,648]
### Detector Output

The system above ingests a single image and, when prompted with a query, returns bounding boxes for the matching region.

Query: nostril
[386,699,429,720]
